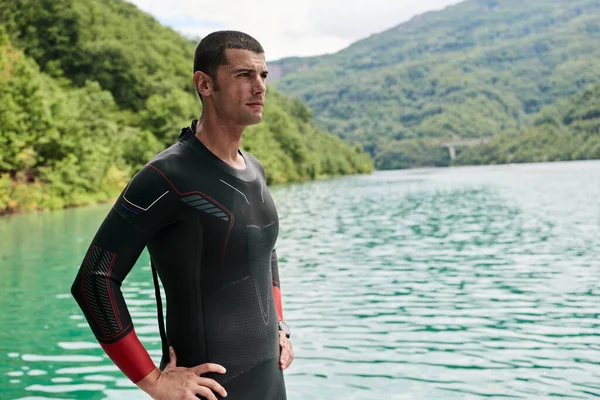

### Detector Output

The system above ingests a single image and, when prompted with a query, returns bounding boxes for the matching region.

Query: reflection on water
[1,161,600,399]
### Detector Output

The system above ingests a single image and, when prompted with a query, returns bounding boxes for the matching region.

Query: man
[71,30,294,400]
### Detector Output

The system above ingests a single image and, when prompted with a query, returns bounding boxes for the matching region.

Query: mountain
[0,0,372,215]
[268,0,600,168]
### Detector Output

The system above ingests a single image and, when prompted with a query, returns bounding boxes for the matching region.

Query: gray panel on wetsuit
[203,222,280,381]
[210,357,287,400]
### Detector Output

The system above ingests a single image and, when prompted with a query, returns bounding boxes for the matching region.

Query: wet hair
[193,30,264,102]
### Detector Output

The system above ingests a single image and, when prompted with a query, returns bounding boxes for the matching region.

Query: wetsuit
[71,120,287,399]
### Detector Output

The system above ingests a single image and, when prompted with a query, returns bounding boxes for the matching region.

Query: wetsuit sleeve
[70,164,178,383]
[271,249,284,321]
[249,152,285,322]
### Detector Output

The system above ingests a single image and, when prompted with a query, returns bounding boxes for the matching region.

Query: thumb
[167,346,177,368]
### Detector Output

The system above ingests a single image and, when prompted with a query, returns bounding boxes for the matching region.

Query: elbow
[70,272,84,304]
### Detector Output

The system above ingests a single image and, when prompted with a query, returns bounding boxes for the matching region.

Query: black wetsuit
[71,120,287,399]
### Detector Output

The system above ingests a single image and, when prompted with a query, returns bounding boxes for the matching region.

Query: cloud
[126,0,464,60]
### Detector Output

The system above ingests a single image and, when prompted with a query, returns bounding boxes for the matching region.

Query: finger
[279,337,288,351]
[280,349,290,370]
[279,347,285,365]
[283,345,295,369]
[280,341,287,353]
[280,333,288,344]
[193,363,227,376]
[167,346,177,368]
[195,386,219,400]
[197,377,228,398]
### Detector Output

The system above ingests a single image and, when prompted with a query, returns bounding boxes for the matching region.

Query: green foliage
[243,90,373,184]
[0,0,372,215]
[0,40,135,213]
[0,0,196,111]
[140,89,199,146]
[375,139,450,170]
[269,0,600,169]
[454,83,600,165]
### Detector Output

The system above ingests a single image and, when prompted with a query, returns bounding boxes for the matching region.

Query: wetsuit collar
[180,120,258,183]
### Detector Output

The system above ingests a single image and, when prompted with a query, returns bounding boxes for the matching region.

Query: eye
[238,72,250,77]
[261,73,268,79]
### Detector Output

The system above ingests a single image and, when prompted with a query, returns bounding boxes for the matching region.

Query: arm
[70,164,176,384]
[71,165,227,399]
[251,154,293,366]
[271,248,284,322]
[272,248,294,371]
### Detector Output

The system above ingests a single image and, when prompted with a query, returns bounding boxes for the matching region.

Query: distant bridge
[440,138,491,159]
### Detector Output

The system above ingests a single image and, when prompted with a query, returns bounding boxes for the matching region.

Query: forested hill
[269,0,600,168]
[0,0,372,215]
[454,82,600,165]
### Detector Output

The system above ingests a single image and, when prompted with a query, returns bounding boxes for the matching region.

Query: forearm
[271,249,283,321]
[101,331,157,383]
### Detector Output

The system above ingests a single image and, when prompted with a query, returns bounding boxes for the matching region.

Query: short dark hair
[193,30,264,101]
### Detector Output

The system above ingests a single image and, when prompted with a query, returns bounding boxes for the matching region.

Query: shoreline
[6,157,600,217]
[0,170,373,218]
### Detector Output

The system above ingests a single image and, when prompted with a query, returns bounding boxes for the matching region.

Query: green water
[1,161,600,399]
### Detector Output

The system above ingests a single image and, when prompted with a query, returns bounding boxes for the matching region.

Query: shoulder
[120,142,189,208]
[118,163,174,215]
[144,139,194,184]
[112,128,196,226]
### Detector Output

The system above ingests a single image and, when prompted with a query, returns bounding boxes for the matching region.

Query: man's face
[211,49,268,126]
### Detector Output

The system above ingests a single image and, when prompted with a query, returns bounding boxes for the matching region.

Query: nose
[253,75,266,95]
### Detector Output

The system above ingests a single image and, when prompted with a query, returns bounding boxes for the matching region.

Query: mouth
[246,102,264,108]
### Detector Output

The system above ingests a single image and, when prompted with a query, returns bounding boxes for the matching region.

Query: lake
[1,161,599,399]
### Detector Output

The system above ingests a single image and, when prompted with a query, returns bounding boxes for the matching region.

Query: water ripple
[1,162,600,398]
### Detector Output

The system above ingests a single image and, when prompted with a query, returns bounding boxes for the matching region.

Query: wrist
[135,367,162,397]
[278,321,291,338]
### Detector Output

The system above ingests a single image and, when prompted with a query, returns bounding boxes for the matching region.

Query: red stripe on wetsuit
[271,249,284,322]
[273,285,283,322]
[101,330,156,383]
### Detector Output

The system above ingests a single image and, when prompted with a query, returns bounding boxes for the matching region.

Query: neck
[195,115,246,170]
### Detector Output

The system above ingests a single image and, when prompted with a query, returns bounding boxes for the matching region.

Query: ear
[193,71,213,98]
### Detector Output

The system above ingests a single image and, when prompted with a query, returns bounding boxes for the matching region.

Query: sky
[127,0,465,61]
